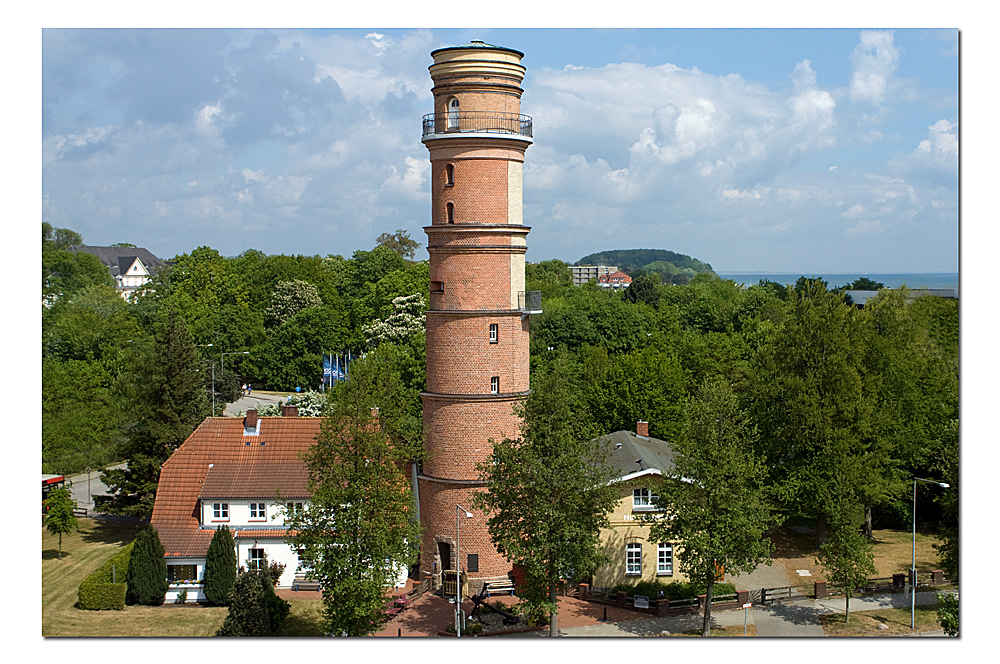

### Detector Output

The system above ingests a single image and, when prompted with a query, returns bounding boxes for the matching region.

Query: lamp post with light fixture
[456,504,473,636]
[911,476,949,629]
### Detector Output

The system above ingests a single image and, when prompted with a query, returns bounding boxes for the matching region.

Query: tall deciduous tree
[99,309,210,517]
[43,487,77,559]
[203,525,238,605]
[376,228,421,259]
[284,352,421,637]
[264,279,324,328]
[747,280,877,543]
[474,353,618,637]
[648,378,777,636]
[126,526,168,605]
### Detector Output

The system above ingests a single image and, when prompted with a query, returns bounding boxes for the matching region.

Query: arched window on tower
[446,202,455,224]
[447,97,459,129]
[445,163,454,186]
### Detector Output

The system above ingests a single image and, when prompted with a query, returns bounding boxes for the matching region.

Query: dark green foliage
[217,568,290,636]
[78,541,135,610]
[43,487,78,559]
[126,527,168,606]
[203,525,238,605]
[99,309,209,517]
[475,352,619,636]
[622,273,661,307]
[936,592,959,636]
[43,248,115,303]
[841,277,885,291]
[816,498,876,622]
[587,346,686,440]
[610,579,736,601]
[254,303,354,391]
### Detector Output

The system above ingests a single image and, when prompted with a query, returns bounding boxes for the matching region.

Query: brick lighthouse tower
[417,41,539,594]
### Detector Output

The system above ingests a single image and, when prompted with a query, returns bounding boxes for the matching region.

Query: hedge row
[78,541,134,610]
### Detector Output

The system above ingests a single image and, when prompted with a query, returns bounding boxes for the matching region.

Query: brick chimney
[245,409,258,429]
[636,421,649,438]
[281,405,298,418]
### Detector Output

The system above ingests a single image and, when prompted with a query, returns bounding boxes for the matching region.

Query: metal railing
[423,112,532,139]
[518,290,542,314]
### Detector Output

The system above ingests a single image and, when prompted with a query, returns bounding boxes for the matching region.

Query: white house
[66,245,166,299]
[150,408,410,603]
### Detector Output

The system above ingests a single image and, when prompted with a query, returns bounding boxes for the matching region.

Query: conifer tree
[100,309,209,517]
[203,525,237,605]
[217,569,272,636]
[126,526,168,605]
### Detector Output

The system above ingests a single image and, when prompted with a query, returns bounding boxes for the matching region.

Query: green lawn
[819,604,942,636]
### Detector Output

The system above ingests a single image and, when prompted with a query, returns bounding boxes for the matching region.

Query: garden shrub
[126,526,168,605]
[77,540,134,610]
[609,579,737,602]
[203,525,237,605]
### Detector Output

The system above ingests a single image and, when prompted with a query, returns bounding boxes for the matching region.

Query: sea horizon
[716,272,959,293]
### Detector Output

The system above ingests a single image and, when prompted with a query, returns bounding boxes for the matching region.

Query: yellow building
[592,421,690,590]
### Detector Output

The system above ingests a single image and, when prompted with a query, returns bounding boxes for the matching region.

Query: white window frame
[213,502,229,520]
[248,547,265,570]
[250,502,266,520]
[632,488,658,509]
[626,542,642,575]
[489,323,499,344]
[490,376,500,394]
[657,543,674,576]
[447,97,460,128]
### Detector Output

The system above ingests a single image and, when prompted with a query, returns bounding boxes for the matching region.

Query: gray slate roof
[67,245,166,276]
[599,429,679,480]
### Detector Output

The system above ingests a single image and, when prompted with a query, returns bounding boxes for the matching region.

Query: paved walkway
[365,587,949,637]
[224,392,286,417]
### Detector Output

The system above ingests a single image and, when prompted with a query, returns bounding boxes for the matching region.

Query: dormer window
[250,502,266,519]
[213,502,229,520]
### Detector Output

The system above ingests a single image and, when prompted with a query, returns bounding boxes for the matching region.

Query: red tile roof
[598,270,632,284]
[233,529,298,539]
[150,416,322,558]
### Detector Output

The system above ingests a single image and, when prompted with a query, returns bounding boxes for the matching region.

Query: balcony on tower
[422,111,533,141]
[518,290,542,315]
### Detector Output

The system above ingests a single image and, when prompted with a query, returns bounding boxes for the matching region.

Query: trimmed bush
[78,541,134,610]
[609,579,737,602]
[126,526,168,606]
[217,568,290,636]
[203,525,237,605]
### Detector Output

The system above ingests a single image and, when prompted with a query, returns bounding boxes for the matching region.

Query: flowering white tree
[362,293,426,348]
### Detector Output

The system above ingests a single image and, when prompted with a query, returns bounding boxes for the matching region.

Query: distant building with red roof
[597,270,632,290]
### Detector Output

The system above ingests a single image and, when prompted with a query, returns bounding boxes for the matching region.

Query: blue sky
[38,21,961,273]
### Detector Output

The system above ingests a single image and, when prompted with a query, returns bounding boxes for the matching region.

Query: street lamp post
[911,476,949,629]
[455,504,473,637]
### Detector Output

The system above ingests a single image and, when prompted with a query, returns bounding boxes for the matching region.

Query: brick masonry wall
[425,315,529,395]
[417,480,512,583]
[432,158,510,225]
[428,251,522,311]
[421,396,524,479]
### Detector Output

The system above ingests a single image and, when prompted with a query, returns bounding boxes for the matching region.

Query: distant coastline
[717,272,959,294]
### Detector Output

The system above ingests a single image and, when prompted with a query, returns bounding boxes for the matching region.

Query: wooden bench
[484,580,515,597]
[292,576,321,592]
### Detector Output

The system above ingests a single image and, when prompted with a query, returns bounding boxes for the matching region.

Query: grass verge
[818,604,941,636]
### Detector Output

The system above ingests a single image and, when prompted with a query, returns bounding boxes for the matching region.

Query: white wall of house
[164,558,207,603]
[235,538,302,588]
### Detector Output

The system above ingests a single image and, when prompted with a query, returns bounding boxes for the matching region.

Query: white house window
[447,97,459,128]
[657,543,674,576]
[490,376,500,394]
[633,488,658,509]
[249,548,265,570]
[213,503,229,520]
[489,323,498,343]
[250,502,266,519]
[626,542,642,575]
[286,502,303,513]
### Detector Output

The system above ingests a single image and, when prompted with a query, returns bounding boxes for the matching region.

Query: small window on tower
[490,376,500,394]
[430,281,444,293]
[489,323,498,343]
[445,164,455,186]
[447,202,455,224]
[448,97,460,129]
